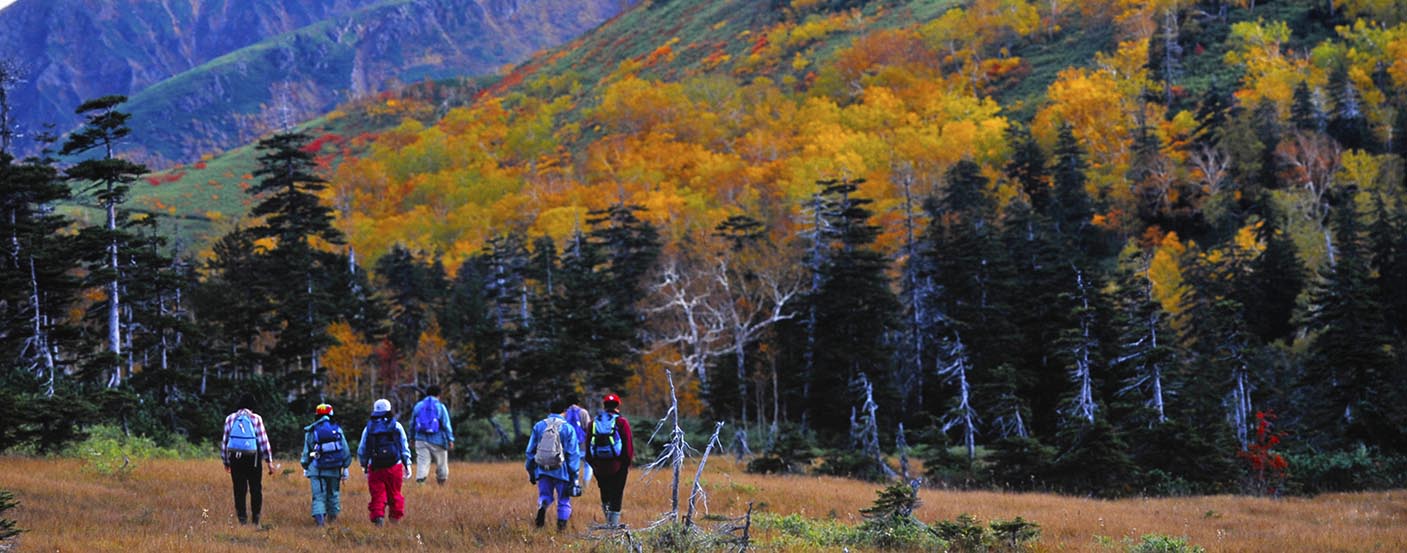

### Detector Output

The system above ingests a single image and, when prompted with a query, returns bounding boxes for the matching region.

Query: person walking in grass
[564,396,593,488]
[358,398,412,526]
[222,393,274,526]
[300,403,351,526]
[411,385,454,485]
[587,393,634,529]
[526,397,582,532]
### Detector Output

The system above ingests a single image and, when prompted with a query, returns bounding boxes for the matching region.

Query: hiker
[411,385,454,485]
[565,397,593,487]
[525,397,582,532]
[587,393,634,529]
[222,393,274,526]
[358,398,412,526]
[300,403,352,526]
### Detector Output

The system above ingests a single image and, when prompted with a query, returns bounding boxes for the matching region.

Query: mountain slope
[0,0,629,166]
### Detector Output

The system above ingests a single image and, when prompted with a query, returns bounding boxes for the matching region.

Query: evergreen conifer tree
[1290,81,1326,133]
[1302,195,1400,451]
[61,96,147,387]
[244,131,345,389]
[802,178,900,436]
[1327,64,1376,151]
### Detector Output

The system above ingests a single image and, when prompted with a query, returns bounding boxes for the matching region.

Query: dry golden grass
[1,456,1404,552]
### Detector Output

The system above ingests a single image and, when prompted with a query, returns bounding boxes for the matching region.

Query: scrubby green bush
[65,425,206,477]
[1123,534,1206,553]
[1284,446,1407,494]
[932,513,1041,553]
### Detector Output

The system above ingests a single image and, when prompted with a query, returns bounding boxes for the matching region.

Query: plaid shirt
[222,409,273,466]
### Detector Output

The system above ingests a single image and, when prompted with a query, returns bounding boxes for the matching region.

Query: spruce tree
[196,229,273,377]
[1326,64,1376,152]
[803,178,899,436]
[61,95,148,387]
[1240,208,1305,343]
[1303,196,1400,452]
[1290,81,1326,133]
[1178,244,1259,449]
[1110,243,1178,425]
[244,131,345,389]
[1050,122,1096,253]
[1005,125,1050,213]
[587,204,661,388]
[375,245,445,354]
[0,145,81,395]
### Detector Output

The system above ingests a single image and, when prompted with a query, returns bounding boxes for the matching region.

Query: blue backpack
[414,398,441,435]
[312,419,347,467]
[590,412,623,459]
[365,414,403,469]
[227,413,259,454]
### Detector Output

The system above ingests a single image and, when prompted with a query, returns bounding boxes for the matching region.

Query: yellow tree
[324,322,373,399]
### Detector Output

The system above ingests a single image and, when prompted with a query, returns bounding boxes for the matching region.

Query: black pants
[229,453,262,523]
[595,466,629,512]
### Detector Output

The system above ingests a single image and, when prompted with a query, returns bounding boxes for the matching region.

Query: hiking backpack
[312,419,348,467]
[414,398,441,435]
[533,418,566,470]
[590,412,623,459]
[227,412,259,454]
[365,414,403,469]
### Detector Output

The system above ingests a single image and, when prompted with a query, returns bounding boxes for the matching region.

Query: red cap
[316,403,334,416]
[602,393,621,406]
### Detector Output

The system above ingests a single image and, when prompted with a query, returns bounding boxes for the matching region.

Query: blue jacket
[525,414,581,483]
[301,416,352,478]
[356,411,413,469]
[411,396,455,448]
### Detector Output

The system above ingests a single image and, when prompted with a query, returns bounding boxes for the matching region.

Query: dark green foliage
[587,204,662,388]
[1326,64,1376,152]
[1242,211,1305,343]
[1128,419,1239,495]
[1290,81,1325,133]
[985,436,1055,491]
[1005,125,1050,213]
[1302,198,1401,453]
[814,447,890,481]
[792,178,900,435]
[0,489,19,542]
[375,245,446,354]
[1050,123,1094,241]
[1048,417,1138,497]
[1283,447,1407,495]
[859,481,919,522]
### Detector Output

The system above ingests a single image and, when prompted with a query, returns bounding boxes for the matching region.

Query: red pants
[367,463,405,521]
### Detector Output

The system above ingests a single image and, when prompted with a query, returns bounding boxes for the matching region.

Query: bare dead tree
[685,421,725,528]
[644,369,696,525]
[938,334,979,462]
[645,258,727,386]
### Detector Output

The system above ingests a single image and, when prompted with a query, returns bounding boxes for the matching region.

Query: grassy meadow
[1,457,1404,552]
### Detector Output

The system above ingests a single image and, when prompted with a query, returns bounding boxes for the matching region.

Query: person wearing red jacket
[585,393,634,528]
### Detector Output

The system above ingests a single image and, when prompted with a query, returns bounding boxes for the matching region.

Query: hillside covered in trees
[4,0,1407,497]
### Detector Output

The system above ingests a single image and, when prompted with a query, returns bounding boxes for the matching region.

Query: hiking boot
[556,518,569,532]
[436,478,447,486]
[372,517,385,527]
[313,514,325,527]
[237,515,248,525]
[251,515,260,526]
[607,511,622,529]
[534,503,548,528]
[416,478,426,484]
[326,513,337,524]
